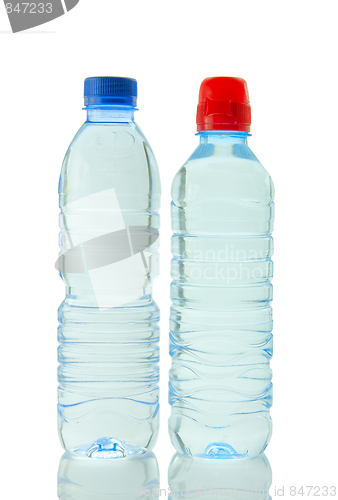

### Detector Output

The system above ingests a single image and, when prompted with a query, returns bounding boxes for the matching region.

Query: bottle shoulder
[172,143,274,207]
[64,120,153,160]
[59,120,161,204]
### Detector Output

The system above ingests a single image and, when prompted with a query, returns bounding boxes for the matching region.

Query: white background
[1,1,338,497]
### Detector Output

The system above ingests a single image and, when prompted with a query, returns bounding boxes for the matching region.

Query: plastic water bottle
[169,77,274,458]
[57,77,161,458]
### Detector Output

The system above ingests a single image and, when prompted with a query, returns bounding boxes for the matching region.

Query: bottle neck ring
[85,105,136,123]
[198,130,249,144]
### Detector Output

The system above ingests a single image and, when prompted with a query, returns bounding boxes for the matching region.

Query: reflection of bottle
[57,77,161,457]
[169,77,274,457]
[58,451,159,499]
[168,453,272,500]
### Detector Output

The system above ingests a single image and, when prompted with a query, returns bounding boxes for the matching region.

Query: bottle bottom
[74,436,147,459]
[58,407,159,458]
[59,431,158,459]
[169,413,272,458]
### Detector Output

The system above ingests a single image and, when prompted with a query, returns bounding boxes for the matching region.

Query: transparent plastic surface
[58,108,161,457]
[169,132,274,457]
[57,450,159,499]
[168,453,272,499]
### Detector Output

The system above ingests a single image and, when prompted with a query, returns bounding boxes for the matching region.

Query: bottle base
[169,415,271,458]
[73,436,147,459]
[198,442,249,459]
[58,401,159,458]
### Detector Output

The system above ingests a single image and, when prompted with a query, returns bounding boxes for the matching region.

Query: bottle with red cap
[169,77,275,458]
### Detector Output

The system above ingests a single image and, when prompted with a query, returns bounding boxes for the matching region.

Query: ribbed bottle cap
[84,77,137,106]
[196,77,251,132]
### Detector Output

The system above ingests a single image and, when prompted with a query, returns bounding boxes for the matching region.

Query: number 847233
[5,3,52,14]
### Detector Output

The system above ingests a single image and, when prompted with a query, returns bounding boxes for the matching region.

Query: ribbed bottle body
[169,133,274,458]
[58,114,161,457]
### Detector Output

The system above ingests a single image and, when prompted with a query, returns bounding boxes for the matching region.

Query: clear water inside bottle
[169,131,274,458]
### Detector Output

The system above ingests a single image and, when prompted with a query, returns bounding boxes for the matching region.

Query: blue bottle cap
[84,77,137,107]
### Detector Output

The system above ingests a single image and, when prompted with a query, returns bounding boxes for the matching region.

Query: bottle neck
[85,106,136,123]
[199,130,249,145]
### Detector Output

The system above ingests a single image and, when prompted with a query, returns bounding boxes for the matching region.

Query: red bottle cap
[196,77,251,133]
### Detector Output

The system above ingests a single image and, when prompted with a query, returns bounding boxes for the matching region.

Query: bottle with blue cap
[57,77,161,458]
